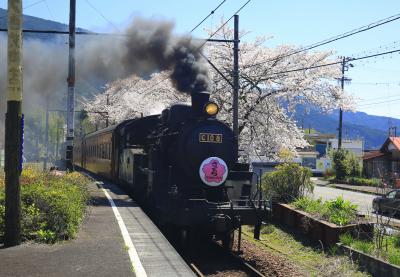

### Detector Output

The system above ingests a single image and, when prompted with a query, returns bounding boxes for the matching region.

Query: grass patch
[292,196,358,226]
[0,167,90,243]
[340,233,400,266]
[244,224,368,276]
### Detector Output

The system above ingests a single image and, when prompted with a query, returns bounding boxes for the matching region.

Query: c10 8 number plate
[199,133,222,143]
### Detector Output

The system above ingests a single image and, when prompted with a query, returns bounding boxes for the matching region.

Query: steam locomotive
[73,92,264,247]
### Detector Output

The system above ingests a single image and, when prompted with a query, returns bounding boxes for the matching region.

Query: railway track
[182,238,266,277]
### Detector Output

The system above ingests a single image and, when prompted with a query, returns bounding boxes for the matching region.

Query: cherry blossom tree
[84,23,354,160]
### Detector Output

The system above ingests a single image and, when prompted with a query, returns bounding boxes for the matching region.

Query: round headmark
[199,157,228,186]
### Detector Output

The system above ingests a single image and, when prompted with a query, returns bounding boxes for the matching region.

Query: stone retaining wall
[272,202,374,246]
[337,243,400,277]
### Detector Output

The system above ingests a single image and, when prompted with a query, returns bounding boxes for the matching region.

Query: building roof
[380,137,400,152]
[363,150,384,160]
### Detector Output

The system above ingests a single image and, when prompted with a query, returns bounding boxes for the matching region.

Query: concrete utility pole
[106,94,109,127]
[338,57,352,149]
[233,14,239,161]
[65,0,76,170]
[4,0,23,246]
[44,100,49,170]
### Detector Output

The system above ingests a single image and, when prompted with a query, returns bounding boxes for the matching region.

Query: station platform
[0,180,194,277]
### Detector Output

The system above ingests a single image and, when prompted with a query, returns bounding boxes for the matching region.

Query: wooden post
[4,0,23,246]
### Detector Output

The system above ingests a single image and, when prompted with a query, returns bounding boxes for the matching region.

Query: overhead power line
[190,0,227,33]
[84,0,121,32]
[197,0,251,51]
[24,0,46,10]
[358,97,400,107]
[43,0,54,21]
[264,48,400,78]
[247,12,400,69]
[139,0,252,95]
[358,93,400,104]
[0,0,46,20]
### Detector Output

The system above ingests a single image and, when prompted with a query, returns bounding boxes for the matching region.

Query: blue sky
[1,0,400,118]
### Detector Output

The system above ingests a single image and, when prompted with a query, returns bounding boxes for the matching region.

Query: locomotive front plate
[199,133,222,143]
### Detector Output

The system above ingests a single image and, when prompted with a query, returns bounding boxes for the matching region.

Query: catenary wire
[263,48,400,78]
[43,0,55,21]
[84,0,121,32]
[0,0,46,20]
[246,12,400,69]
[138,0,252,95]
[358,97,400,107]
[190,0,227,33]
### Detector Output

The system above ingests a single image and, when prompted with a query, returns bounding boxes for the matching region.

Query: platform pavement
[0,181,133,277]
[0,180,194,277]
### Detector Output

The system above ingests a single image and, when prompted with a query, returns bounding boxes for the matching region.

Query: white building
[295,134,364,174]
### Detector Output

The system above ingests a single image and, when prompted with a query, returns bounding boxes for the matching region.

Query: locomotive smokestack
[191,91,210,116]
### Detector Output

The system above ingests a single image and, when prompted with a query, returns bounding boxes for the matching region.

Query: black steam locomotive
[73,92,264,246]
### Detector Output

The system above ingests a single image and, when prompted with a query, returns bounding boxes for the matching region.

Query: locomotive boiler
[74,91,265,247]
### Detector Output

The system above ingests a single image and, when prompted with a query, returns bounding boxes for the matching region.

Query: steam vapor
[0,17,210,146]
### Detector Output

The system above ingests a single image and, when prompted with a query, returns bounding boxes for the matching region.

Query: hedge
[0,168,90,243]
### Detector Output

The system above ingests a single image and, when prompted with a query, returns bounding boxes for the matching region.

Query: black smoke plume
[79,17,209,93]
[0,17,210,146]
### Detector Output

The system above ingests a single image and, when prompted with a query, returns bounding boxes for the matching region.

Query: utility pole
[106,94,109,127]
[44,100,49,170]
[56,118,60,160]
[65,0,76,170]
[4,0,23,246]
[338,57,352,149]
[233,14,239,161]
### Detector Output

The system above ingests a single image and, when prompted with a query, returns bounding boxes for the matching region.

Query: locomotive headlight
[204,102,219,116]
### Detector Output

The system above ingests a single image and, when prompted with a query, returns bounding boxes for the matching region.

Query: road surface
[313,185,377,215]
[312,185,400,227]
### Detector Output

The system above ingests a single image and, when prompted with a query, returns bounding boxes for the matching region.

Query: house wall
[364,156,390,178]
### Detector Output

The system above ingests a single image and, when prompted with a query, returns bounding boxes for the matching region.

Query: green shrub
[330,149,362,180]
[0,169,90,244]
[343,233,400,266]
[292,196,324,215]
[325,196,358,226]
[388,252,400,266]
[262,163,313,203]
[353,240,373,255]
[292,196,358,226]
[323,168,335,180]
[331,149,348,181]
[346,177,380,187]
[339,233,354,246]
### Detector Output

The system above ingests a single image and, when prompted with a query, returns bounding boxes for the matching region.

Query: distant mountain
[296,106,396,149]
[0,8,86,41]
